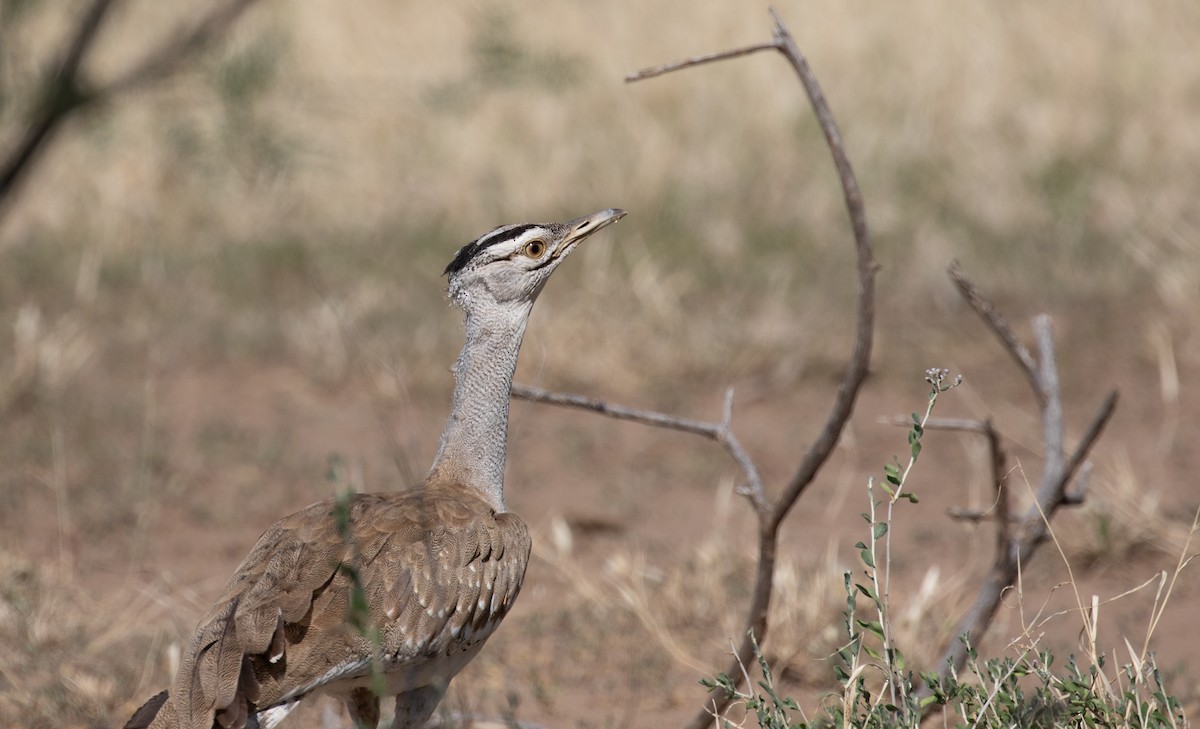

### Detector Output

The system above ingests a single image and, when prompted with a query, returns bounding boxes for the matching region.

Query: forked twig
[890,416,1011,547]
[921,263,1119,703]
[0,0,262,224]
[0,0,117,208]
[517,8,878,727]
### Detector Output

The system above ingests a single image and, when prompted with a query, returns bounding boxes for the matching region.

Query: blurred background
[0,1,1197,726]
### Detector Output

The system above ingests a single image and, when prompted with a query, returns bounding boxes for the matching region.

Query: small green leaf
[857,619,885,639]
[911,440,922,459]
[902,492,919,503]
[856,583,879,602]
[880,481,895,496]
[854,541,867,550]
[860,549,875,568]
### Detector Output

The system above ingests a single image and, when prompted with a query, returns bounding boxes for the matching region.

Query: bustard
[125,209,626,729]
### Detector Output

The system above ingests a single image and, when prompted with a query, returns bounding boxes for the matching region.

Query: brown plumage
[125,209,625,729]
[127,484,528,729]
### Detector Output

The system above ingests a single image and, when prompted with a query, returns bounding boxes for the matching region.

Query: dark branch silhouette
[0,0,117,210]
[0,0,262,225]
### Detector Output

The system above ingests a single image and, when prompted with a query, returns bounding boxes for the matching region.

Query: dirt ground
[4,294,1197,728]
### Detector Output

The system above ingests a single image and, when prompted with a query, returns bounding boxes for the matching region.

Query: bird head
[445,208,626,310]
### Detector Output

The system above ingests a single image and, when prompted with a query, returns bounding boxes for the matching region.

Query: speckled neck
[429,302,533,512]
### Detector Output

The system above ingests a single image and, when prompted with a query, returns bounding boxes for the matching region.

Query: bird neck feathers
[429,302,532,511]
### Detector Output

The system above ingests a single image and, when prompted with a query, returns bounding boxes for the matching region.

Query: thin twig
[985,419,1010,551]
[513,384,729,438]
[883,411,1007,546]
[1018,390,1118,554]
[512,384,769,517]
[59,0,119,84]
[947,261,1043,406]
[1064,461,1092,505]
[100,0,261,96]
[0,0,262,225]
[0,0,118,212]
[625,43,779,82]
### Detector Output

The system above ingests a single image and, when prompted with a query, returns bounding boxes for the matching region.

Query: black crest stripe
[444,223,540,275]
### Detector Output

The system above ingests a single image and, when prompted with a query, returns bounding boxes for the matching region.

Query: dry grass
[1,1,1198,727]
[0,551,163,726]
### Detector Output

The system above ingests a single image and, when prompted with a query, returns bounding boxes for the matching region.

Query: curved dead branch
[518,8,878,727]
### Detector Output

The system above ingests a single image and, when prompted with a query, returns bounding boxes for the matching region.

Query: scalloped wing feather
[139,485,529,729]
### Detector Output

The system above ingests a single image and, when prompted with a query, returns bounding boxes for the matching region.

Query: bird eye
[522,240,547,259]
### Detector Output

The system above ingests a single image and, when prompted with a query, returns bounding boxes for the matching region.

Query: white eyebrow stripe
[445,224,545,275]
[477,224,539,251]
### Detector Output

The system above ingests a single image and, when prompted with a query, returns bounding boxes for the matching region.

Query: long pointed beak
[554,208,627,257]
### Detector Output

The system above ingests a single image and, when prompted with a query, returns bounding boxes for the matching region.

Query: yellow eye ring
[522,240,547,259]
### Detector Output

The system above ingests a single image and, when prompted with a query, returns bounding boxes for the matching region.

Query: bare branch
[0,0,262,226]
[1018,390,1118,554]
[885,414,1008,546]
[99,0,261,97]
[59,0,120,84]
[0,0,119,212]
[922,268,1120,705]
[1064,461,1093,505]
[1033,314,1064,481]
[985,418,1010,552]
[615,9,879,727]
[768,7,877,534]
[511,384,769,517]
[625,43,778,83]
[947,261,1043,406]
[512,10,877,727]
[513,383,726,438]
[506,8,879,725]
